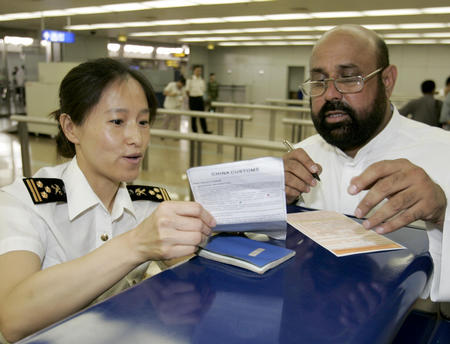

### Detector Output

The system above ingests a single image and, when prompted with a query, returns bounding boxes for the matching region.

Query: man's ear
[59,113,80,145]
[382,65,397,99]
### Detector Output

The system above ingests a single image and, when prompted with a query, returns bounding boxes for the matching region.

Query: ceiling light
[398,23,447,29]
[311,11,362,18]
[407,39,438,44]
[420,7,450,14]
[101,3,148,12]
[187,17,224,24]
[264,14,311,20]
[242,28,276,33]
[383,33,421,38]
[4,36,34,46]
[363,24,398,30]
[385,40,404,45]
[422,32,450,38]
[362,9,422,16]
[223,15,265,22]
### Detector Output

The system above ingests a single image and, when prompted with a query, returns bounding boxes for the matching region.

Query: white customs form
[187,157,287,237]
[287,210,405,257]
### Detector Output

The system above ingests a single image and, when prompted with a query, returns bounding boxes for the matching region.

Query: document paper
[187,157,287,234]
[287,210,405,257]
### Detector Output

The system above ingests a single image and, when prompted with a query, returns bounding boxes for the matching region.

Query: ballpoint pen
[283,139,321,182]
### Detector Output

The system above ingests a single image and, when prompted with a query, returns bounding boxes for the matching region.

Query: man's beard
[311,82,387,152]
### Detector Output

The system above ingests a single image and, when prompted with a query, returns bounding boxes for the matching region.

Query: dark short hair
[374,34,389,70]
[177,76,186,85]
[51,58,157,158]
[446,76,450,86]
[421,80,436,94]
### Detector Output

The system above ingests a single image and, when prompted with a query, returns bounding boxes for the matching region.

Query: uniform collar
[64,158,136,221]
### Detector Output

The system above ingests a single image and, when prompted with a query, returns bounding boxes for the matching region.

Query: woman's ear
[59,113,80,145]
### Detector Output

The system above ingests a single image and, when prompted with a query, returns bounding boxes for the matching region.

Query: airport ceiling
[1,0,450,47]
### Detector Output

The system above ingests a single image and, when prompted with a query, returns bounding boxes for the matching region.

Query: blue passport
[198,235,296,274]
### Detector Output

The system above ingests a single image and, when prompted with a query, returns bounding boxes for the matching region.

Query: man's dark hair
[50,58,157,158]
[421,80,436,94]
[374,35,389,69]
[177,76,186,85]
[446,76,450,86]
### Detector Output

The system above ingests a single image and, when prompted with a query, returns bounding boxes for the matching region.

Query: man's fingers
[348,159,406,195]
[355,172,411,218]
[361,189,420,230]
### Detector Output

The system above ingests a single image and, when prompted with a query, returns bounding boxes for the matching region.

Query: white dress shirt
[295,107,450,301]
[186,75,205,97]
[0,157,160,269]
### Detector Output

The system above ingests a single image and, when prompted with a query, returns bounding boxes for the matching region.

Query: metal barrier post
[18,121,32,177]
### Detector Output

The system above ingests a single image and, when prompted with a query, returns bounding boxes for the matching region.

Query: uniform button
[100,233,109,242]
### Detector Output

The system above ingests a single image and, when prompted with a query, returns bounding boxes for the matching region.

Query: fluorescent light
[362,9,422,16]
[398,23,447,29]
[186,17,224,24]
[439,40,450,44]
[218,42,241,46]
[142,1,196,8]
[66,7,109,15]
[277,27,314,32]
[156,47,184,54]
[124,44,154,54]
[422,32,450,38]
[383,33,421,38]
[407,39,438,44]
[101,3,148,12]
[314,26,336,31]
[242,28,276,33]
[223,16,265,22]
[264,14,311,20]
[385,40,404,45]
[422,7,450,14]
[107,43,121,52]
[41,10,69,17]
[256,36,284,40]
[289,41,315,45]
[311,11,362,18]
[211,29,243,34]
[287,35,320,39]
[4,36,34,46]
[363,24,398,30]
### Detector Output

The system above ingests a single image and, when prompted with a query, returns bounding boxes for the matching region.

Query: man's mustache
[319,100,354,117]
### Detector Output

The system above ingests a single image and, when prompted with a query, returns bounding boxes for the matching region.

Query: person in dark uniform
[0,58,215,343]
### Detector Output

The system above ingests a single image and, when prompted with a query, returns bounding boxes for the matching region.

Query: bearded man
[283,24,450,302]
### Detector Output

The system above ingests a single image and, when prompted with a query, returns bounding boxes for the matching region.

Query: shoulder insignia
[127,185,171,202]
[22,178,67,204]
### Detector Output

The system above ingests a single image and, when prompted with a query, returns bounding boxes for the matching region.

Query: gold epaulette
[127,185,171,202]
[22,178,67,204]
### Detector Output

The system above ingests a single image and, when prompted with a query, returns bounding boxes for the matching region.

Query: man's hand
[348,159,447,234]
[283,148,322,204]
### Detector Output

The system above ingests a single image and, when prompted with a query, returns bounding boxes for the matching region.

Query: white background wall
[196,44,450,103]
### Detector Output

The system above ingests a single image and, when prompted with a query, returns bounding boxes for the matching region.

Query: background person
[206,73,219,112]
[0,58,215,343]
[282,25,450,302]
[440,76,450,130]
[185,66,211,134]
[162,76,186,130]
[399,79,442,127]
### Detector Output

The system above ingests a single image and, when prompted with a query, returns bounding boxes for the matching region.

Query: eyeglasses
[301,67,384,97]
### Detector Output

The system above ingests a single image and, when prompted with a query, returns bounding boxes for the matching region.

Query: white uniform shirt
[163,81,185,109]
[186,75,205,97]
[0,158,161,269]
[295,107,450,301]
